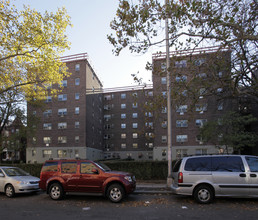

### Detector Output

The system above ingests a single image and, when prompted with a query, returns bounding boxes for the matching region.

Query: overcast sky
[13,0,162,88]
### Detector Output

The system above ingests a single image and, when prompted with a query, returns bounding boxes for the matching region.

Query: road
[1,192,258,220]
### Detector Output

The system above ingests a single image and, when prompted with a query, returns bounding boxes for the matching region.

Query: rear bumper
[171,184,193,195]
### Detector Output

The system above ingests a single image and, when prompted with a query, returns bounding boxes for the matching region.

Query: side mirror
[91,168,99,174]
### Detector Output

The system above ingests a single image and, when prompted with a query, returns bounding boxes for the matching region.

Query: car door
[77,162,104,193]
[211,156,249,196]
[245,156,258,196]
[60,161,79,192]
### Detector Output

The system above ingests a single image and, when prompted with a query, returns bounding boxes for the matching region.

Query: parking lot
[1,191,258,220]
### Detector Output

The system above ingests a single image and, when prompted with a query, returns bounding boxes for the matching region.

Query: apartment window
[133,143,138,148]
[194,58,206,66]
[121,93,126,99]
[121,133,126,139]
[75,107,79,114]
[75,121,80,128]
[43,109,52,117]
[176,149,188,159]
[121,113,126,119]
[132,102,138,108]
[161,77,166,84]
[58,108,67,116]
[58,136,67,144]
[146,91,153,97]
[176,105,187,115]
[132,133,138,139]
[104,124,111,130]
[75,78,80,85]
[195,104,208,113]
[75,93,80,100]
[32,149,36,156]
[145,122,153,129]
[176,120,188,128]
[161,62,166,71]
[145,112,153,117]
[176,135,188,143]
[199,88,206,98]
[75,136,79,143]
[104,114,111,121]
[45,96,52,103]
[58,122,67,129]
[104,134,111,140]
[75,64,80,71]
[218,101,223,110]
[217,88,223,94]
[162,149,166,157]
[161,136,167,143]
[121,104,126,109]
[176,75,187,82]
[132,123,138,129]
[43,137,51,144]
[121,143,126,149]
[121,123,126,129]
[197,73,207,78]
[132,113,138,118]
[32,111,36,115]
[146,143,153,148]
[57,150,67,158]
[161,107,167,113]
[32,137,36,144]
[161,121,167,128]
[132,92,138,98]
[218,71,223,78]
[145,133,154,138]
[175,60,187,68]
[196,119,207,127]
[196,149,207,155]
[43,123,52,130]
[58,94,67,101]
[61,80,67,87]
[43,150,52,158]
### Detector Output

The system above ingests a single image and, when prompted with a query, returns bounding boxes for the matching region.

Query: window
[195,119,207,127]
[176,105,187,115]
[121,104,126,109]
[104,114,111,121]
[60,80,67,87]
[176,149,188,159]
[195,104,208,113]
[175,60,187,68]
[121,143,126,148]
[161,107,167,113]
[43,109,52,117]
[145,112,153,117]
[121,133,126,139]
[32,137,36,144]
[132,102,138,108]
[194,58,206,66]
[161,121,167,128]
[58,136,67,144]
[218,101,223,110]
[58,94,67,101]
[75,78,80,85]
[75,64,80,71]
[104,134,111,140]
[161,62,166,71]
[104,95,111,100]
[145,122,153,129]
[185,157,211,171]
[132,123,138,129]
[58,122,67,129]
[61,161,77,173]
[176,135,188,143]
[41,162,58,172]
[121,93,126,99]
[43,137,51,144]
[121,113,126,119]
[145,132,154,138]
[161,136,167,143]
[246,157,258,172]
[197,73,207,78]
[43,123,52,130]
[121,123,126,129]
[75,136,79,143]
[133,143,138,148]
[146,143,153,148]
[199,88,206,98]
[45,96,52,103]
[42,150,52,158]
[75,93,80,100]
[146,91,153,97]
[161,77,166,84]
[196,148,207,155]
[218,71,223,78]
[75,107,79,114]
[58,108,67,116]
[80,162,96,174]
[132,92,138,97]
[132,133,138,139]
[75,121,80,128]
[176,120,188,127]
[217,88,223,94]
[212,156,244,172]
[176,75,187,82]
[132,113,138,118]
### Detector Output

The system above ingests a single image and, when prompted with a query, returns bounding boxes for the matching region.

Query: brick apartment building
[26,53,103,163]
[27,47,240,163]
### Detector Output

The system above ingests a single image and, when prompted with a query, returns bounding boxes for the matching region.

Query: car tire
[5,184,15,198]
[107,184,125,203]
[49,183,64,200]
[194,185,214,204]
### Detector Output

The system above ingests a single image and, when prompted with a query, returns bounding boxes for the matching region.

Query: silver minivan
[171,155,258,203]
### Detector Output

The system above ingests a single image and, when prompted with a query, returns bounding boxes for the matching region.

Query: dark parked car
[39,159,136,202]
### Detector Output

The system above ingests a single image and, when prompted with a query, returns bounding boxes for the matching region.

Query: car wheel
[49,183,64,200]
[194,185,214,204]
[5,184,15,198]
[107,184,125,203]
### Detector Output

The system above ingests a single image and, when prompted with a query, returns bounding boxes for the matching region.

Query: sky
[12,0,162,89]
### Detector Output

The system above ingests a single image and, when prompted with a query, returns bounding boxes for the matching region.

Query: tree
[199,111,258,153]
[0,0,72,134]
[108,0,258,100]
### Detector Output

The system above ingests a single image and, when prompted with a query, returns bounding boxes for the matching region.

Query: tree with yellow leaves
[0,0,71,135]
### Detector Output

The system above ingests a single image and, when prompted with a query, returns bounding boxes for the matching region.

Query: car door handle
[239,174,246,177]
[250,174,257,178]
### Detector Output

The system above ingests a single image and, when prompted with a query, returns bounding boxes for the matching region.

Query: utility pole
[165,0,173,187]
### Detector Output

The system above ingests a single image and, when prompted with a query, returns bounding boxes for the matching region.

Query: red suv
[39,159,136,203]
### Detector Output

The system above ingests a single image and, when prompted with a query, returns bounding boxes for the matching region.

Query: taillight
[178,172,183,183]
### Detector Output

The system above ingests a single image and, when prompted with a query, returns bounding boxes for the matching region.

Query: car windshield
[95,162,111,172]
[2,167,29,176]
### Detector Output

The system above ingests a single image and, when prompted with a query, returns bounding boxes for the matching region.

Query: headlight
[16,181,30,185]
[124,176,133,182]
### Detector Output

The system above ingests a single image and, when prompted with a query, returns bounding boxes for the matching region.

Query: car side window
[80,162,97,174]
[61,162,77,173]
[185,157,211,171]
[212,156,244,172]
[246,157,258,172]
[173,160,182,172]
[42,162,58,172]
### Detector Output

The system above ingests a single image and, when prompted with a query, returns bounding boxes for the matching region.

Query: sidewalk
[134,181,173,194]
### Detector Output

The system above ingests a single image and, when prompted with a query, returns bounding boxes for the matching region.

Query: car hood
[11,176,40,182]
